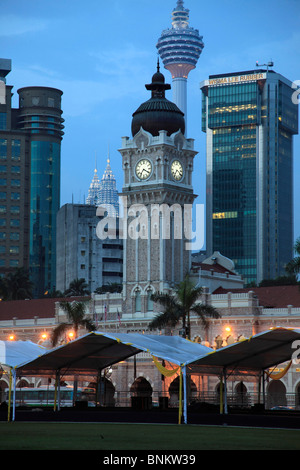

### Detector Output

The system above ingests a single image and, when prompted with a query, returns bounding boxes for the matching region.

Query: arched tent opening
[84,379,115,407]
[130,377,152,409]
[169,375,197,406]
[234,381,249,408]
[267,380,287,409]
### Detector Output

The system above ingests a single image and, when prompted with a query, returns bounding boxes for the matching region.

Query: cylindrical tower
[156,0,204,132]
[17,86,64,297]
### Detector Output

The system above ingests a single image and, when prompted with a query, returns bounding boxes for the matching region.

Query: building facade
[0,58,64,297]
[201,69,298,285]
[120,66,196,316]
[56,203,123,294]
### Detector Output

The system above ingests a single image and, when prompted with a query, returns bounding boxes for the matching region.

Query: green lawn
[0,422,300,450]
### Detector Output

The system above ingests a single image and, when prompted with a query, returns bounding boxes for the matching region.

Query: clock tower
[119,64,197,317]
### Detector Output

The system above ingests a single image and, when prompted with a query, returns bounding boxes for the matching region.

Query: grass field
[0,422,300,450]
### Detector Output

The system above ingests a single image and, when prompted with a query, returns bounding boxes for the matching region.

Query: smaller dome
[151,70,165,84]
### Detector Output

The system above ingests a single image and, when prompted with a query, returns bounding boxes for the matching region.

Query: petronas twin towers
[86,158,119,217]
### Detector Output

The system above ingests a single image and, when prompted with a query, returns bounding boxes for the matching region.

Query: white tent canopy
[13,332,213,424]
[4,328,300,423]
[0,340,46,369]
[188,327,300,376]
[15,332,213,377]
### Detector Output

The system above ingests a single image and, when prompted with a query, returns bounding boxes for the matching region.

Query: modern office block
[0,59,64,297]
[56,204,123,294]
[201,69,298,285]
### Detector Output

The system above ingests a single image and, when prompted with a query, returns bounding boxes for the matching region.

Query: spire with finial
[97,151,119,217]
[86,153,101,205]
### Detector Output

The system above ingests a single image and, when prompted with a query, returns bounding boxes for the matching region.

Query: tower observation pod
[156,0,204,133]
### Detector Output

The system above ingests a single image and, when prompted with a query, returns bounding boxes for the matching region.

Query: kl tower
[156,0,204,133]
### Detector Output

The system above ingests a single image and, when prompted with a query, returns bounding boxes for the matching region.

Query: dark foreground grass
[0,422,300,450]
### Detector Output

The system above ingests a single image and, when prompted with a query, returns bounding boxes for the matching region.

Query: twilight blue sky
[1,0,300,244]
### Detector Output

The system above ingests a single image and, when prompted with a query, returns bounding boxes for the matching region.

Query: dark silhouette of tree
[149,275,220,339]
[51,300,96,346]
[0,267,34,300]
[95,283,122,294]
[286,237,300,277]
[64,278,90,297]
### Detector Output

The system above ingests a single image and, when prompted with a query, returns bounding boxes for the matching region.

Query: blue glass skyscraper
[0,59,64,297]
[17,86,64,297]
[201,69,298,285]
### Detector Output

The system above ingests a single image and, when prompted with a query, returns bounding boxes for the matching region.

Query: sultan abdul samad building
[1,1,300,410]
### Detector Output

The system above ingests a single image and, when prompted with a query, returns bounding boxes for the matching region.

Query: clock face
[136,159,152,180]
[171,160,183,181]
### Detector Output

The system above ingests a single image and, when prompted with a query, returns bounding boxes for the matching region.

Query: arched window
[135,289,141,312]
[147,289,153,311]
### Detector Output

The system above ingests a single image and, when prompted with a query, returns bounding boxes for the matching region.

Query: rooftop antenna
[256,60,274,72]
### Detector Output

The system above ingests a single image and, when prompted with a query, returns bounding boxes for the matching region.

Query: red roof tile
[192,261,236,275]
[213,285,300,308]
[0,297,90,320]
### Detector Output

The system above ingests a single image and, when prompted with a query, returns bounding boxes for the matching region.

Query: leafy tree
[0,267,34,300]
[51,301,96,346]
[149,275,220,339]
[64,278,90,297]
[95,283,122,294]
[285,237,300,277]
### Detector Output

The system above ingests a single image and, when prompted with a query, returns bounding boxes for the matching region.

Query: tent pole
[54,370,61,411]
[57,371,61,411]
[262,370,266,408]
[12,368,16,422]
[54,372,58,411]
[178,367,182,424]
[223,368,228,415]
[7,368,12,422]
[183,365,187,424]
[96,369,101,407]
[219,375,223,414]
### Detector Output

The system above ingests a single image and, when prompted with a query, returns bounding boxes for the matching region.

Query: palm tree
[0,267,34,300]
[286,237,300,276]
[149,275,220,339]
[51,300,96,346]
[64,278,90,297]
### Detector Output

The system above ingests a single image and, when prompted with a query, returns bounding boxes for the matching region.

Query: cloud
[0,14,47,37]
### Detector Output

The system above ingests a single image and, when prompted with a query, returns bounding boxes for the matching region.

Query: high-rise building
[201,69,298,285]
[86,158,119,217]
[0,59,64,297]
[86,167,101,206]
[157,0,204,131]
[97,158,119,217]
[56,204,123,294]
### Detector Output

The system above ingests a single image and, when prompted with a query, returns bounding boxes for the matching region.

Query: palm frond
[51,322,71,346]
[191,303,221,326]
[149,310,180,330]
[80,318,96,332]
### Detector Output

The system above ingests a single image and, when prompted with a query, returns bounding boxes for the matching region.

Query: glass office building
[17,86,64,297]
[0,58,64,297]
[201,70,298,285]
